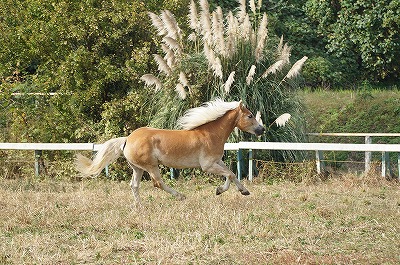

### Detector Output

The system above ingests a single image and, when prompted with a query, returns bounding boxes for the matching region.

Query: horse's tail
[75,137,127,177]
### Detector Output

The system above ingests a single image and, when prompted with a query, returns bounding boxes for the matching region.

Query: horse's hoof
[240,190,250,196]
[216,187,223,195]
[177,194,186,200]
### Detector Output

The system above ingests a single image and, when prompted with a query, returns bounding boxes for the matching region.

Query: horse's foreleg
[129,164,143,206]
[148,167,186,200]
[205,160,250,196]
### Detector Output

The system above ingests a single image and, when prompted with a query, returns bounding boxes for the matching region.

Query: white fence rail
[1,141,400,179]
[232,142,400,180]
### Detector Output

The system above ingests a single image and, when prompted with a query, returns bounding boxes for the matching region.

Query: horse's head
[236,101,265,136]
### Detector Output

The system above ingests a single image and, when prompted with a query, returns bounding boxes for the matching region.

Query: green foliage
[305,0,400,82]
[99,91,148,140]
[0,0,154,142]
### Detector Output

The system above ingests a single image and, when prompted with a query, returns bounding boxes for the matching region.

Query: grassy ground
[299,89,400,136]
[1,174,400,264]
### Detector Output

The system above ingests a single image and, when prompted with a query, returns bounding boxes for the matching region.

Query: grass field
[1,173,400,264]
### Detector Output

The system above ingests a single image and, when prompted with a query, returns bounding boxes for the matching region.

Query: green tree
[0,0,156,142]
[305,0,400,82]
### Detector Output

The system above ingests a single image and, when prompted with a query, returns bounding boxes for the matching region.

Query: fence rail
[1,141,400,180]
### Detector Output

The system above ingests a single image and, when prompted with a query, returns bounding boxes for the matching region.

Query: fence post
[397,153,400,181]
[248,149,253,181]
[315,150,324,174]
[34,150,42,176]
[381,152,391,178]
[237,149,243,181]
[365,136,372,173]
[105,165,109,177]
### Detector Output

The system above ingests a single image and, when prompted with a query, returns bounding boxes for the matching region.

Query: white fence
[1,141,400,180]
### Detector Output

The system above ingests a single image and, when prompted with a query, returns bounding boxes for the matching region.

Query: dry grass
[1,175,400,264]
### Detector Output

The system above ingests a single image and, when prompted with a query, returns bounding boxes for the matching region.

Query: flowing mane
[177,98,240,130]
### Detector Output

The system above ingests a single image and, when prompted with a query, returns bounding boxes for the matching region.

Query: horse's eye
[248,114,253,119]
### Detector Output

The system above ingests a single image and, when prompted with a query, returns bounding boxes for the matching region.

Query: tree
[305,0,400,82]
[0,0,155,142]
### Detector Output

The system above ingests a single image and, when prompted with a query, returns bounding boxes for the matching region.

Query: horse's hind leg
[128,163,144,206]
[147,166,186,200]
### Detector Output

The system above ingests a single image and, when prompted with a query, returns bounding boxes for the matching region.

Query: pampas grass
[279,43,291,64]
[188,0,199,31]
[224,71,235,94]
[179,72,190,88]
[250,0,256,14]
[163,37,181,54]
[237,0,247,23]
[274,113,291,127]
[262,60,285,77]
[141,74,162,91]
[153,54,171,75]
[255,13,268,61]
[285,56,308,80]
[148,12,166,36]
[255,111,263,126]
[144,1,308,161]
[212,57,223,79]
[246,65,256,85]
[175,83,187,99]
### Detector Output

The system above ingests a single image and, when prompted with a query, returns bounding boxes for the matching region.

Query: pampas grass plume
[285,56,308,79]
[237,0,247,22]
[255,111,263,126]
[274,113,291,127]
[179,72,189,87]
[188,0,199,30]
[262,60,284,77]
[246,65,256,85]
[161,10,181,40]
[224,71,235,94]
[175,83,187,99]
[153,54,171,75]
[141,74,162,91]
[279,43,291,64]
[255,13,268,61]
[148,12,166,36]
[250,0,256,14]
[258,0,263,9]
[212,57,223,79]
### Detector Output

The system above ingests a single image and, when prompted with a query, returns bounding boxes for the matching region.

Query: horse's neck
[197,109,238,143]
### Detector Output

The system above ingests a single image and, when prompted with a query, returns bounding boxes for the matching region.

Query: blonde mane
[177,98,240,130]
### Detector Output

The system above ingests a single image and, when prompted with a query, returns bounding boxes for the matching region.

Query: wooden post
[315,150,324,174]
[34,150,42,176]
[248,149,253,181]
[365,136,372,173]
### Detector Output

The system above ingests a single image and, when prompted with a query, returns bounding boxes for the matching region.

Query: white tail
[75,137,127,176]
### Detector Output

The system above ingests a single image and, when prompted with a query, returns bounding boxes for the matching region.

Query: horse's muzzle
[254,126,265,136]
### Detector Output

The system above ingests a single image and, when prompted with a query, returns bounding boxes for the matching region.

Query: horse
[75,98,265,204]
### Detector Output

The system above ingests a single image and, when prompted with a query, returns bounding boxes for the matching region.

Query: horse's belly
[157,154,202,169]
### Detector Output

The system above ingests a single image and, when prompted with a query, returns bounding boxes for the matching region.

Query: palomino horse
[76,99,265,204]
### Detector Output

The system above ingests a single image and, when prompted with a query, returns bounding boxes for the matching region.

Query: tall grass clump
[142,0,308,161]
